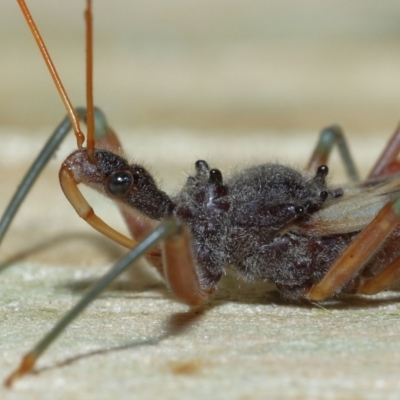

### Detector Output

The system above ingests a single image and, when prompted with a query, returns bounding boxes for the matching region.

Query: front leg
[163,223,217,306]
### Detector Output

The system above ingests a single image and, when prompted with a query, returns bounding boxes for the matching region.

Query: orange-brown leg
[307,196,400,301]
[162,224,213,306]
[357,255,400,295]
[307,125,359,181]
[368,121,400,178]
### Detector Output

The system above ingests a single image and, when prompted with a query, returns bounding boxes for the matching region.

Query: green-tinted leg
[4,218,180,387]
[0,107,111,248]
[0,109,83,246]
[307,125,359,182]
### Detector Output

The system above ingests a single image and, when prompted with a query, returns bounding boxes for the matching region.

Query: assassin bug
[3,0,400,387]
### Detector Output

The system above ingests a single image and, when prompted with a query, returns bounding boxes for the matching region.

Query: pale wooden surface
[1,1,400,399]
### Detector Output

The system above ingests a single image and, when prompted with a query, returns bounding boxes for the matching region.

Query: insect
[3,0,400,388]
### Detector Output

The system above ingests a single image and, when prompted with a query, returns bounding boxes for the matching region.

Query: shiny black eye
[106,171,134,197]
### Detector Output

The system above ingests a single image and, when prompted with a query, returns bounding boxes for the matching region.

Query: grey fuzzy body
[73,148,400,299]
[172,163,352,298]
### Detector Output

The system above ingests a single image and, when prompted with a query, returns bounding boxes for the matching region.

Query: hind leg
[357,255,400,295]
[307,196,400,301]
[368,121,400,178]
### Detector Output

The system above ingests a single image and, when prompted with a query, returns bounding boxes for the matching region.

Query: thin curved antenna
[84,0,95,160]
[16,0,85,149]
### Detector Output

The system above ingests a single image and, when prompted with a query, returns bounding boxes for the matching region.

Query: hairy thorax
[172,162,350,297]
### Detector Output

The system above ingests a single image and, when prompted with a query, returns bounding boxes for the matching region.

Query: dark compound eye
[106,171,134,197]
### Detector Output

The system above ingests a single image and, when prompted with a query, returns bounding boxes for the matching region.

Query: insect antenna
[1,1,140,251]
[0,0,98,247]
[16,0,86,149]
[3,1,171,387]
[84,0,95,159]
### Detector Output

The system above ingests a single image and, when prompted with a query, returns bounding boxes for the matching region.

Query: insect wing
[298,174,400,235]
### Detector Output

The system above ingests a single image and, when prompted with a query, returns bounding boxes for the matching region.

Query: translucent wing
[296,174,400,235]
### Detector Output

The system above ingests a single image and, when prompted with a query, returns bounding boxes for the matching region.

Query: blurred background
[1,0,400,134]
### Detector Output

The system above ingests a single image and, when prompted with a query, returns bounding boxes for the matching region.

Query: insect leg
[4,218,180,388]
[59,165,140,250]
[163,224,212,306]
[307,125,359,182]
[0,107,121,250]
[17,0,86,149]
[307,196,400,301]
[0,107,87,247]
[368,121,400,178]
[357,256,400,295]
